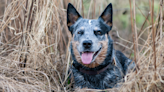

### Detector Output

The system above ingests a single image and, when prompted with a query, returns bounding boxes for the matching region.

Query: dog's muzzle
[80,45,102,64]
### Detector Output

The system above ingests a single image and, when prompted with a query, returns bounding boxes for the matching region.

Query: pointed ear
[67,3,82,29]
[99,3,113,28]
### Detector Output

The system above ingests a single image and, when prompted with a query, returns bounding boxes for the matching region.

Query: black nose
[83,40,92,49]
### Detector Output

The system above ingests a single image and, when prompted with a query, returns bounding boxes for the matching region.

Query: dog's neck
[73,59,115,75]
[72,49,115,75]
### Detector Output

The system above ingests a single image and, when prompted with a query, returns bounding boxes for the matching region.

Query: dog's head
[67,3,113,68]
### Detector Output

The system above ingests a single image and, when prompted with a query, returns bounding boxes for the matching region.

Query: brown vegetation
[0,0,163,92]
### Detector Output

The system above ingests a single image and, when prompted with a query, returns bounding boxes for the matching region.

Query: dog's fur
[67,3,135,89]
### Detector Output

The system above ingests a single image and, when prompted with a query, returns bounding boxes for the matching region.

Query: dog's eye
[77,31,83,34]
[94,31,102,35]
[97,31,102,35]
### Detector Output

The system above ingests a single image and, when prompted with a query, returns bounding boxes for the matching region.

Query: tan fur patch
[113,56,116,66]
[67,22,73,27]
[81,27,84,30]
[68,13,79,27]
[94,27,98,31]
[72,34,108,68]
[102,14,112,26]
[107,22,112,27]
[72,40,81,62]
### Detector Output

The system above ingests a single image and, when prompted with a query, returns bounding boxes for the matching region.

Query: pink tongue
[81,52,93,64]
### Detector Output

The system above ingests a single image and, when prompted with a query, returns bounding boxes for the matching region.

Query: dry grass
[0,0,163,92]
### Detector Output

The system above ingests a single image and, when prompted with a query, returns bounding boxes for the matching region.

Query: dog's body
[67,3,135,89]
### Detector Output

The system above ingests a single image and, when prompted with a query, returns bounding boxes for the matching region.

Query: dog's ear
[99,3,113,30]
[67,3,82,32]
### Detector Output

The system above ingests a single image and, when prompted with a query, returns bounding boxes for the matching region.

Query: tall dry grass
[0,0,163,92]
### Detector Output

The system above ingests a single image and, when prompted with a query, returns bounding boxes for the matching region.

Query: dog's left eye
[97,31,102,35]
[94,31,102,35]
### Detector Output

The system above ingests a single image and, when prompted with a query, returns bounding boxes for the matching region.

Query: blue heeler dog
[67,3,135,90]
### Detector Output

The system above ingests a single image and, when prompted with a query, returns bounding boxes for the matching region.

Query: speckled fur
[70,36,129,89]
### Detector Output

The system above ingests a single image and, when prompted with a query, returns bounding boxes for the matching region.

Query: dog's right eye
[77,31,83,34]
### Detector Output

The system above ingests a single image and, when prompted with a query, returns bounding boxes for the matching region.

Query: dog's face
[67,3,113,68]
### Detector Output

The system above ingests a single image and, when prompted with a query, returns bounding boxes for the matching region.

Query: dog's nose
[83,40,92,49]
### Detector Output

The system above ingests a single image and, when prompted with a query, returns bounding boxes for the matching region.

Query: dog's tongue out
[81,52,93,64]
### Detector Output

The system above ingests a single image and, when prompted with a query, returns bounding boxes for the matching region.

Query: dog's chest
[72,67,123,89]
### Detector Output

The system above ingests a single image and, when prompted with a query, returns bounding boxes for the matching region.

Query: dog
[67,3,135,90]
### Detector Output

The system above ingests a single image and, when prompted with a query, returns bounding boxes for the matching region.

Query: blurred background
[0,0,163,92]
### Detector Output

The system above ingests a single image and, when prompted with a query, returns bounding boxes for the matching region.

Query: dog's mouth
[80,46,102,64]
